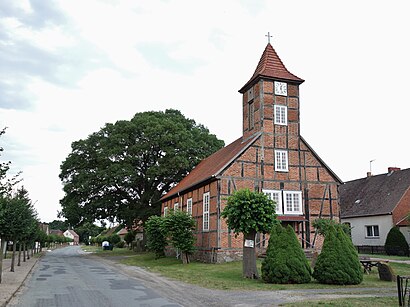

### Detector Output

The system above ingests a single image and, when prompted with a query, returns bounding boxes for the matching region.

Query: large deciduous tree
[59,109,224,227]
[221,189,277,279]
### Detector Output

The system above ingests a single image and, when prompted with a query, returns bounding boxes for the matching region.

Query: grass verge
[114,251,408,291]
[282,296,398,306]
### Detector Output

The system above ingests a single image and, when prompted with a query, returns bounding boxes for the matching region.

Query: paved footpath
[0,254,40,307]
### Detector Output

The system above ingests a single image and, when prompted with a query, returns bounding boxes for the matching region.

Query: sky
[1,0,409,223]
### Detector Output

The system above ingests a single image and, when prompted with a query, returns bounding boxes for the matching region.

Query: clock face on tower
[274,81,287,96]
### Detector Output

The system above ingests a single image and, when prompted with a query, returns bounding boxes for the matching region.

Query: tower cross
[265,32,273,44]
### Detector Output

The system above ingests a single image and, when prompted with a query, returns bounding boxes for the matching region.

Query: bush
[385,226,409,256]
[115,241,125,248]
[313,225,363,285]
[261,224,311,284]
[145,215,167,259]
[163,210,196,264]
[124,230,135,247]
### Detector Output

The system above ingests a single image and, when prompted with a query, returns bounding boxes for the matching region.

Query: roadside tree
[59,109,224,228]
[221,189,277,279]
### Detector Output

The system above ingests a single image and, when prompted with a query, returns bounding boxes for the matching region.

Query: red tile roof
[161,134,260,201]
[239,43,304,93]
[396,216,410,227]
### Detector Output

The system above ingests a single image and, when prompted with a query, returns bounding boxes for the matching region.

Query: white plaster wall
[400,226,410,245]
[63,230,74,239]
[342,215,393,246]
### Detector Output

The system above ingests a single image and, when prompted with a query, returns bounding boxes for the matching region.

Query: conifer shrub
[385,226,409,256]
[261,224,311,284]
[313,225,363,285]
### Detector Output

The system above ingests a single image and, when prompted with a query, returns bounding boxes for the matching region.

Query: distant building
[38,222,50,235]
[63,229,80,245]
[161,43,342,262]
[49,229,64,237]
[340,167,410,249]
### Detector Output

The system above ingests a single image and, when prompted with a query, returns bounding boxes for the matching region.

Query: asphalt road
[8,246,181,307]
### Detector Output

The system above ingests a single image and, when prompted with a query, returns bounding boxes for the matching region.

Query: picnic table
[359,259,382,274]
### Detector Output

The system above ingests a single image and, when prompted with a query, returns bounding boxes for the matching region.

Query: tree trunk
[18,242,21,266]
[23,242,26,262]
[0,238,5,283]
[242,232,258,279]
[10,241,16,272]
[181,252,190,264]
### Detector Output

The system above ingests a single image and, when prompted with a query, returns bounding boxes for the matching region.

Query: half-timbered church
[161,42,342,262]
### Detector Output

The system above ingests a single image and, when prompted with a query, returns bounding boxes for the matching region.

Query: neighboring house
[340,167,410,249]
[49,229,64,237]
[161,43,342,263]
[63,229,80,245]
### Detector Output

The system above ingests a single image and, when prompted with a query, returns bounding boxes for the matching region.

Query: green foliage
[385,226,409,256]
[74,222,105,244]
[221,189,278,235]
[145,215,167,258]
[0,192,38,241]
[115,241,125,248]
[0,128,22,197]
[48,220,68,231]
[163,210,196,256]
[312,218,350,237]
[313,226,363,285]
[59,109,224,227]
[124,230,135,246]
[262,224,311,284]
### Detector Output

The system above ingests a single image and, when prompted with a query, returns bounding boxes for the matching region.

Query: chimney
[388,167,401,173]
[366,172,372,178]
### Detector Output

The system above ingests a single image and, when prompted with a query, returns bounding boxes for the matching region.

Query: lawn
[111,251,409,291]
[282,296,398,306]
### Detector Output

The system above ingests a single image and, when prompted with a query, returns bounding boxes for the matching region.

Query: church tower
[239,43,304,142]
[238,43,306,186]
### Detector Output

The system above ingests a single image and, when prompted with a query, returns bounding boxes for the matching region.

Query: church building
[161,42,342,262]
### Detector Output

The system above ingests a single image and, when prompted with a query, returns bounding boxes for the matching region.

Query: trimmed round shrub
[262,224,311,284]
[313,225,363,285]
[385,227,409,256]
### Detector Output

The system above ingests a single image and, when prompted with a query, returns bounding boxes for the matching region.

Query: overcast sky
[1,0,409,223]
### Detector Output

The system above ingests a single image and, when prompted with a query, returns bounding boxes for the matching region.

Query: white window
[274,105,287,125]
[263,189,282,215]
[366,225,379,238]
[174,203,179,211]
[203,192,210,231]
[283,191,303,214]
[164,207,168,217]
[275,150,288,172]
[187,198,192,216]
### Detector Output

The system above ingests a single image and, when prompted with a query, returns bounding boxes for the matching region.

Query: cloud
[137,42,206,74]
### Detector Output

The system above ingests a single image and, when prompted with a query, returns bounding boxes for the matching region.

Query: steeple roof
[239,43,304,93]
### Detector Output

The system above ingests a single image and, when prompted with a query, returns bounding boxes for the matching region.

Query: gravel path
[91,254,398,307]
